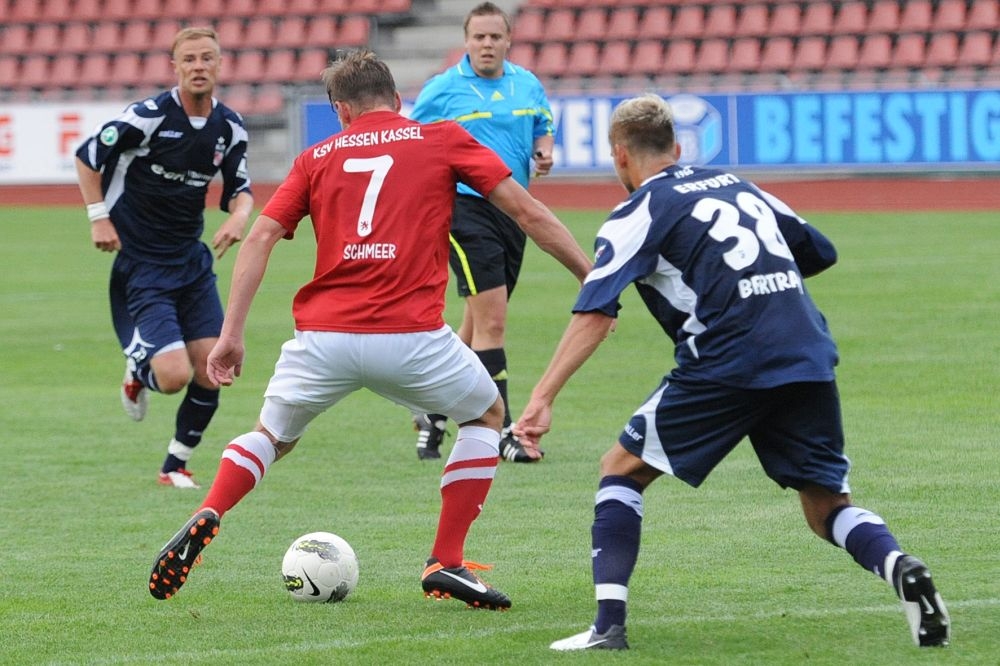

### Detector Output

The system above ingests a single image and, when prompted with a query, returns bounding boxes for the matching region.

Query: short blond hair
[171,27,220,58]
[609,93,676,157]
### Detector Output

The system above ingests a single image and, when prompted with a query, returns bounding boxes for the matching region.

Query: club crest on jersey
[213,137,226,167]
[100,126,119,146]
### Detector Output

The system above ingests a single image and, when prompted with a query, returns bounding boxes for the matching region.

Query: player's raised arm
[487,177,592,282]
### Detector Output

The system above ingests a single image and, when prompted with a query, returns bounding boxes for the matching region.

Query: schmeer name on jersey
[314,126,425,157]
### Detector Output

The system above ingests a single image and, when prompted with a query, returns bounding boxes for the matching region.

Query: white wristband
[86,201,109,223]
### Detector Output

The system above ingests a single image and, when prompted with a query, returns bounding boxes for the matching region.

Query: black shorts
[618,379,851,494]
[448,194,527,298]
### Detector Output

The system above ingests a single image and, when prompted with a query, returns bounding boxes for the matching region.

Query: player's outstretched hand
[213,216,246,259]
[513,399,552,449]
[206,337,245,387]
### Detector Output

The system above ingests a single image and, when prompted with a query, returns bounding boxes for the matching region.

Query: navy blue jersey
[575,165,839,389]
[76,89,251,264]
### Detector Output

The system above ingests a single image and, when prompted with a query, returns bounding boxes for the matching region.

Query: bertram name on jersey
[321,126,425,154]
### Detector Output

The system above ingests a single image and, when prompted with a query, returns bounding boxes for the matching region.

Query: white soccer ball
[282,532,359,603]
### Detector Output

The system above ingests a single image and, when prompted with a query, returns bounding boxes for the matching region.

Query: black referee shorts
[448,194,527,298]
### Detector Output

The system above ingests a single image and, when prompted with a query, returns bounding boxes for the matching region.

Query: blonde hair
[609,93,676,156]
[171,27,220,58]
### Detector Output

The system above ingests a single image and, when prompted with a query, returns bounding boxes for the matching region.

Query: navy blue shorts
[109,246,224,367]
[619,379,851,494]
[448,194,527,298]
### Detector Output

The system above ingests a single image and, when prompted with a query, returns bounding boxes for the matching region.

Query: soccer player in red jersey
[148,49,592,609]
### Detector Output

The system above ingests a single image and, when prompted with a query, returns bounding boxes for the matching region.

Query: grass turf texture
[2,205,997,665]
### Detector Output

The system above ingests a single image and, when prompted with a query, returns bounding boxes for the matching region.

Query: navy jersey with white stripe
[76,88,251,264]
[575,165,839,389]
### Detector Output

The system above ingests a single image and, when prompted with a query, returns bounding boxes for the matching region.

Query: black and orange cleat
[149,509,220,600]
[421,558,511,610]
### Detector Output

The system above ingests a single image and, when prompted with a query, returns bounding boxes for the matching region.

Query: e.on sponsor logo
[0,115,12,157]
[59,113,82,157]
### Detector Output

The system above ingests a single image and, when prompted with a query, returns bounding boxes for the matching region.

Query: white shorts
[259,326,499,442]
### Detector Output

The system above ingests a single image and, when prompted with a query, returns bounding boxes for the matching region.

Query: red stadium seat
[262,48,296,83]
[899,0,933,33]
[18,56,50,89]
[121,21,154,53]
[314,0,353,11]
[867,0,901,33]
[338,16,371,46]
[214,18,245,50]
[253,86,286,115]
[966,0,999,30]
[297,48,331,83]
[0,25,32,56]
[543,9,576,43]
[243,17,277,49]
[304,16,338,48]
[227,0,257,18]
[825,35,860,70]
[657,39,691,75]
[704,4,737,39]
[61,23,92,55]
[507,43,536,70]
[71,0,101,21]
[43,0,74,21]
[857,34,893,70]
[9,0,44,23]
[791,36,828,71]
[693,38,729,74]
[956,31,993,67]
[729,37,762,73]
[513,10,545,43]
[566,41,600,78]
[575,7,609,42]
[257,0,291,16]
[101,0,134,21]
[29,23,61,55]
[832,1,868,34]
[893,34,927,68]
[734,4,770,38]
[150,20,183,52]
[93,22,124,50]
[0,56,20,88]
[115,52,145,88]
[48,53,81,89]
[140,51,175,87]
[641,6,672,40]
[800,3,834,35]
[768,3,802,36]
[671,5,705,39]
[158,0,194,19]
[932,0,968,31]
[230,50,265,85]
[272,16,309,50]
[533,42,569,78]
[759,36,794,72]
[605,8,640,41]
[924,32,960,68]
[78,53,113,88]
[599,41,632,77]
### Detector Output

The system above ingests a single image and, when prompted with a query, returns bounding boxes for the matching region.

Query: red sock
[431,429,499,567]
[199,432,276,518]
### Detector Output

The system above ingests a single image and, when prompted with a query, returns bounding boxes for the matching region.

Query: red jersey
[262,110,511,333]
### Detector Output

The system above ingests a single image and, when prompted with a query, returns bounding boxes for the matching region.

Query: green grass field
[2,204,998,665]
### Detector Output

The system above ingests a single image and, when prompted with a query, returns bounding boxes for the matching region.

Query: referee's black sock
[476,348,510,428]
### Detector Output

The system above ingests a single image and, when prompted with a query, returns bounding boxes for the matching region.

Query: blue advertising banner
[300,88,1000,173]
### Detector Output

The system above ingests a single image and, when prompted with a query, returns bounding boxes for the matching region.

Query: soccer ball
[282,532,359,603]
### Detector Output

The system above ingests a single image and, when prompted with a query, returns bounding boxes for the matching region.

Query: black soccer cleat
[149,509,220,600]
[414,414,448,460]
[893,554,950,647]
[499,426,543,463]
[550,625,629,651]
[421,558,511,610]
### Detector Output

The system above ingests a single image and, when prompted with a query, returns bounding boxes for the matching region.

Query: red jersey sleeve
[443,122,512,198]
[261,154,312,238]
